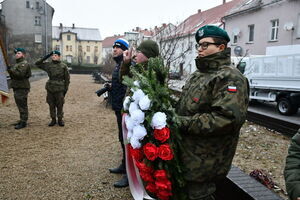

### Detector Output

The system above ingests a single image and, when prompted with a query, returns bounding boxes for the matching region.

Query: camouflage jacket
[7,57,31,89]
[284,129,300,200]
[176,48,249,183]
[35,58,70,93]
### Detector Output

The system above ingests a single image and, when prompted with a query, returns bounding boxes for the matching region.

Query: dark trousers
[13,88,29,123]
[46,91,65,120]
[115,110,125,167]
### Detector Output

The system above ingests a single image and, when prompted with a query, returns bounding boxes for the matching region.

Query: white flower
[132,125,147,140]
[130,137,142,149]
[130,109,145,125]
[125,115,135,131]
[132,89,145,104]
[129,102,139,115]
[133,80,140,88]
[127,130,133,140]
[151,112,167,129]
[139,95,151,110]
[123,96,131,111]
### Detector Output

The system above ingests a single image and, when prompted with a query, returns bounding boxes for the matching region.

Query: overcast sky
[45,0,230,39]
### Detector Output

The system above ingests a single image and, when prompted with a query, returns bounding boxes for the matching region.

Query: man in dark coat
[107,38,130,188]
[7,48,31,129]
[35,50,70,126]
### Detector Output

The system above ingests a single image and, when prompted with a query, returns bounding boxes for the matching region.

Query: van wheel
[277,97,298,115]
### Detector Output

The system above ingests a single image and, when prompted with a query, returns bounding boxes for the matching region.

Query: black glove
[95,87,109,97]
[64,90,67,96]
[42,51,53,61]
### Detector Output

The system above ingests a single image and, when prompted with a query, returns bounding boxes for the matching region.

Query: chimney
[72,23,75,29]
[162,23,167,27]
[136,27,140,32]
[59,23,63,29]
[223,0,226,4]
[198,9,201,13]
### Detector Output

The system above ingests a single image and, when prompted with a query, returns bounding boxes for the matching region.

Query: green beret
[195,25,230,43]
[137,40,159,58]
[52,50,61,56]
[14,48,26,54]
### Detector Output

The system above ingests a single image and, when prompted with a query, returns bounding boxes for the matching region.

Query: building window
[36,1,40,9]
[87,56,90,63]
[66,45,69,51]
[248,24,254,42]
[67,35,71,41]
[233,35,238,44]
[70,45,72,52]
[87,46,90,52]
[78,45,82,51]
[35,34,42,43]
[270,19,279,41]
[55,45,60,51]
[26,1,30,8]
[34,16,41,26]
[94,46,98,52]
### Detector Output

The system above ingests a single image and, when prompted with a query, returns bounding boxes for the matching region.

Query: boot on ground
[15,122,27,129]
[48,118,56,126]
[58,119,64,127]
[113,175,129,188]
[109,163,126,174]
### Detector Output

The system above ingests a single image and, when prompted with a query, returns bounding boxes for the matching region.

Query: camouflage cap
[136,40,159,58]
[14,48,26,54]
[195,25,230,43]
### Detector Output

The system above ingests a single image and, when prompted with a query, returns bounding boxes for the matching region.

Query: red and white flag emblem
[227,86,237,93]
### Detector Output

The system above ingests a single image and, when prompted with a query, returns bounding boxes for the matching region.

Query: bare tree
[101,53,115,75]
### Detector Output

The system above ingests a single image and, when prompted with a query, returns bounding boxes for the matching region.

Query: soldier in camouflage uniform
[176,25,249,200]
[35,50,70,127]
[284,128,300,200]
[7,48,31,129]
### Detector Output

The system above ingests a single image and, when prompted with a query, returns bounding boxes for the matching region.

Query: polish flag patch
[227,86,237,93]
[193,97,199,102]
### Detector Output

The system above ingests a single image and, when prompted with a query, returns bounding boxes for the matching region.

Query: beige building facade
[52,24,102,64]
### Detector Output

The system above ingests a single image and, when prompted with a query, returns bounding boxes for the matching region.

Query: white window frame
[297,13,300,38]
[270,19,279,41]
[34,34,42,43]
[34,16,41,26]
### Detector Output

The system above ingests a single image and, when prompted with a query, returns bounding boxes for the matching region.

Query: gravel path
[0,74,291,200]
[0,74,131,200]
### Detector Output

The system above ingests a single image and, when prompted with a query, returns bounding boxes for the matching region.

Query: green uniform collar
[195,48,231,72]
[16,57,25,63]
[52,60,61,64]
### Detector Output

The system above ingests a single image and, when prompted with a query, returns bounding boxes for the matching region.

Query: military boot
[48,118,56,126]
[109,162,126,174]
[113,175,129,188]
[58,119,64,127]
[15,122,27,129]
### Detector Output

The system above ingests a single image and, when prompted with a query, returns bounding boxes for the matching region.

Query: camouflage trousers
[185,181,216,200]
[13,88,29,123]
[46,91,65,120]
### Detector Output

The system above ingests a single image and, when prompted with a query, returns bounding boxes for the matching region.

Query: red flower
[143,143,158,161]
[154,127,170,143]
[128,144,144,161]
[154,170,168,181]
[135,161,154,173]
[140,171,154,182]
[157,190,172,200]
[156,179,172,191]
[158,144,174,160]
[146,182,157,194]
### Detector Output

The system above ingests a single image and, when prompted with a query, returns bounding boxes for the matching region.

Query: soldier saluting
[7,48,32,129]
[35,50,70,126]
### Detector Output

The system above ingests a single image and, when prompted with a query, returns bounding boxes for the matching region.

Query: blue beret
[113,38,129,51]
[195,25,230,43]
[14,48,26,54]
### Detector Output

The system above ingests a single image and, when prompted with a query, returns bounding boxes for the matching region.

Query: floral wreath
[122,58,186,200]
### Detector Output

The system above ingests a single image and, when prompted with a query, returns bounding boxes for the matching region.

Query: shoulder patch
[227,86,237,93]
[293,133,300,144]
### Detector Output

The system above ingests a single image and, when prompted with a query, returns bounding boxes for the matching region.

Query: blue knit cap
[113,38,129,51]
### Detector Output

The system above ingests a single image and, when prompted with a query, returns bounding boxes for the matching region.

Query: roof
[102,35,124,48]
[176,0,244,36]
[52,25,102,41]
